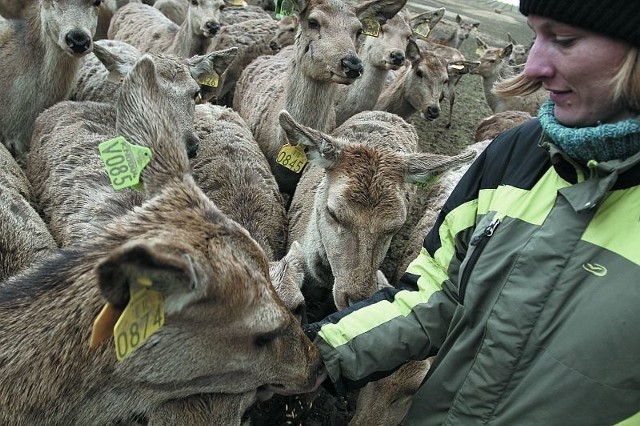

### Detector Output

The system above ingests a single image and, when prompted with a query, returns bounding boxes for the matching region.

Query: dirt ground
[251,2,533,425]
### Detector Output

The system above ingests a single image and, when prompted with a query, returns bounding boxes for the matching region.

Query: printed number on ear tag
[198,71,220,88]
[113,287,165,361]
[414,23,431,38]
[362,17,380,37]
[275,0,294,19]
[99,137,152,191]
[276,144,307,173]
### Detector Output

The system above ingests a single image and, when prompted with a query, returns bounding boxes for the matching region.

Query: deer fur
[474,37,547,115]
[233,0,408,197]
[3,51,324,425]
[474,110,533,143]
[507,32,531,68]
[190,103,288,261]
[282,109,475,315]
[0,0,100,159]
[220,4,271,25]
[108,0,224,57]
[206,17,286,106]
[0,143,57,281]
[429,13,479,50]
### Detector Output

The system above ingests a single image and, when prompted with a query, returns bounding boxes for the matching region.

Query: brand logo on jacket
[582,263,607,277]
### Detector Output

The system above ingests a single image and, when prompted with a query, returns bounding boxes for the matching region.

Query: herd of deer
[0,0,541,424]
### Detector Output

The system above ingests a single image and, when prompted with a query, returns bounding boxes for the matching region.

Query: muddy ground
[251,2,533,425]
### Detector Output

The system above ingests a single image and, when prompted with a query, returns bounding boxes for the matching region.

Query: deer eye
[191,0,198,5]
[416,69,424,78]
[308,19,320,30]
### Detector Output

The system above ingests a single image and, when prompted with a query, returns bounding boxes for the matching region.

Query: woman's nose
[523,39,554,81]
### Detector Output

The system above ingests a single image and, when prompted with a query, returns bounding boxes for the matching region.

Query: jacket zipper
[459,217,501,304]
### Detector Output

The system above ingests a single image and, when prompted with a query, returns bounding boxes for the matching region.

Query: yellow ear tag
[198,71,220,88]
[475,47,484,57]
[414,23,431,38]
[113,279,165,361]
[362,17,380,37]
[275,0,294,19]
[228,0,246,6]
[276,144,307,173]
[89,303,124,349]
[99,136,152,191]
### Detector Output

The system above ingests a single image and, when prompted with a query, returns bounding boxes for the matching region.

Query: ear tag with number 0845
[113,279,165,361]
[361,17,380,37]
[276,144,307,174]
[198,71,220,88]
[99,137,152,191]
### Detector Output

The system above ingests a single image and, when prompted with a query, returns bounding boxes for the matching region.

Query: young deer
[473,37,547,115]
[0,0,100,159]
[430,14,479,50]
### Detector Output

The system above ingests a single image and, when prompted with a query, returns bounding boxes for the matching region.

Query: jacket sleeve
[304,148,491,396]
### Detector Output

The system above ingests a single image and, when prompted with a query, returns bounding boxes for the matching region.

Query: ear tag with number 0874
[361,17,380,37]
[113,279,165,361]
[99,137,152,191]
[276,144,307,174]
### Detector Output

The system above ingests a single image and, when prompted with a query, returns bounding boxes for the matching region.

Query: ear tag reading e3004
[99,137,152,191]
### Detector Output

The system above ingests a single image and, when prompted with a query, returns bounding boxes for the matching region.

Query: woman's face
[524,15,632,127]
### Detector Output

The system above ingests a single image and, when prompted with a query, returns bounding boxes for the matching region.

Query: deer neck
[341,62,389,114]
[169,16,206,57]
[481,60,510,113]
[283,62,338,133]
[375,68,413,117]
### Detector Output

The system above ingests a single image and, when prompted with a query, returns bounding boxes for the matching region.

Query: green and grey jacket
[305,119,640,425]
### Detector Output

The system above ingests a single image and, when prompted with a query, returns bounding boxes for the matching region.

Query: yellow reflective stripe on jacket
[615,411,640,426]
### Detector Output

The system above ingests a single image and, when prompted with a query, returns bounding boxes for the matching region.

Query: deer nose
[390,51,405,66]
[205,21,220,35]
[341,56,363,79]
[425,106,440,120]
[65,30,92,54]
[269,40,280,51]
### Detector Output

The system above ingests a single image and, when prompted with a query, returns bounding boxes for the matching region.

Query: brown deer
[430,14,479,50]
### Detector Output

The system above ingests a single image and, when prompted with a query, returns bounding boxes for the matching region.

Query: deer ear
[403,150,476,184]
[93,41,140,83]
[503,43,513,58]
[95,239,199,310]
[278,110,343,169]
[406,39,421,63]
[354,0,407,22]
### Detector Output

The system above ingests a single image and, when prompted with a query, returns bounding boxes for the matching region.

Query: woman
[303,0,640,424]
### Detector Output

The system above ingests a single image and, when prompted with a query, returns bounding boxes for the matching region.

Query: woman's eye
[554,37,576,47]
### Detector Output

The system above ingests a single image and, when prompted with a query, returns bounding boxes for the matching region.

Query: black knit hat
[520,0,640,47]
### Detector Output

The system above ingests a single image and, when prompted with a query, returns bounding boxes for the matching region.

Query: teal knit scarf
[538,100,640,163]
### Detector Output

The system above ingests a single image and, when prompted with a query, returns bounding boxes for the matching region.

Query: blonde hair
[494,46,640,114]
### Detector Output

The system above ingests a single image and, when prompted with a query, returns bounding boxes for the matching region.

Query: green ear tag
[99,136,152,191]
[275,0,294,19]
[276,144,307,173]
[362,17,380,37]
[414,23,431,38]
[198,71,220,88]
